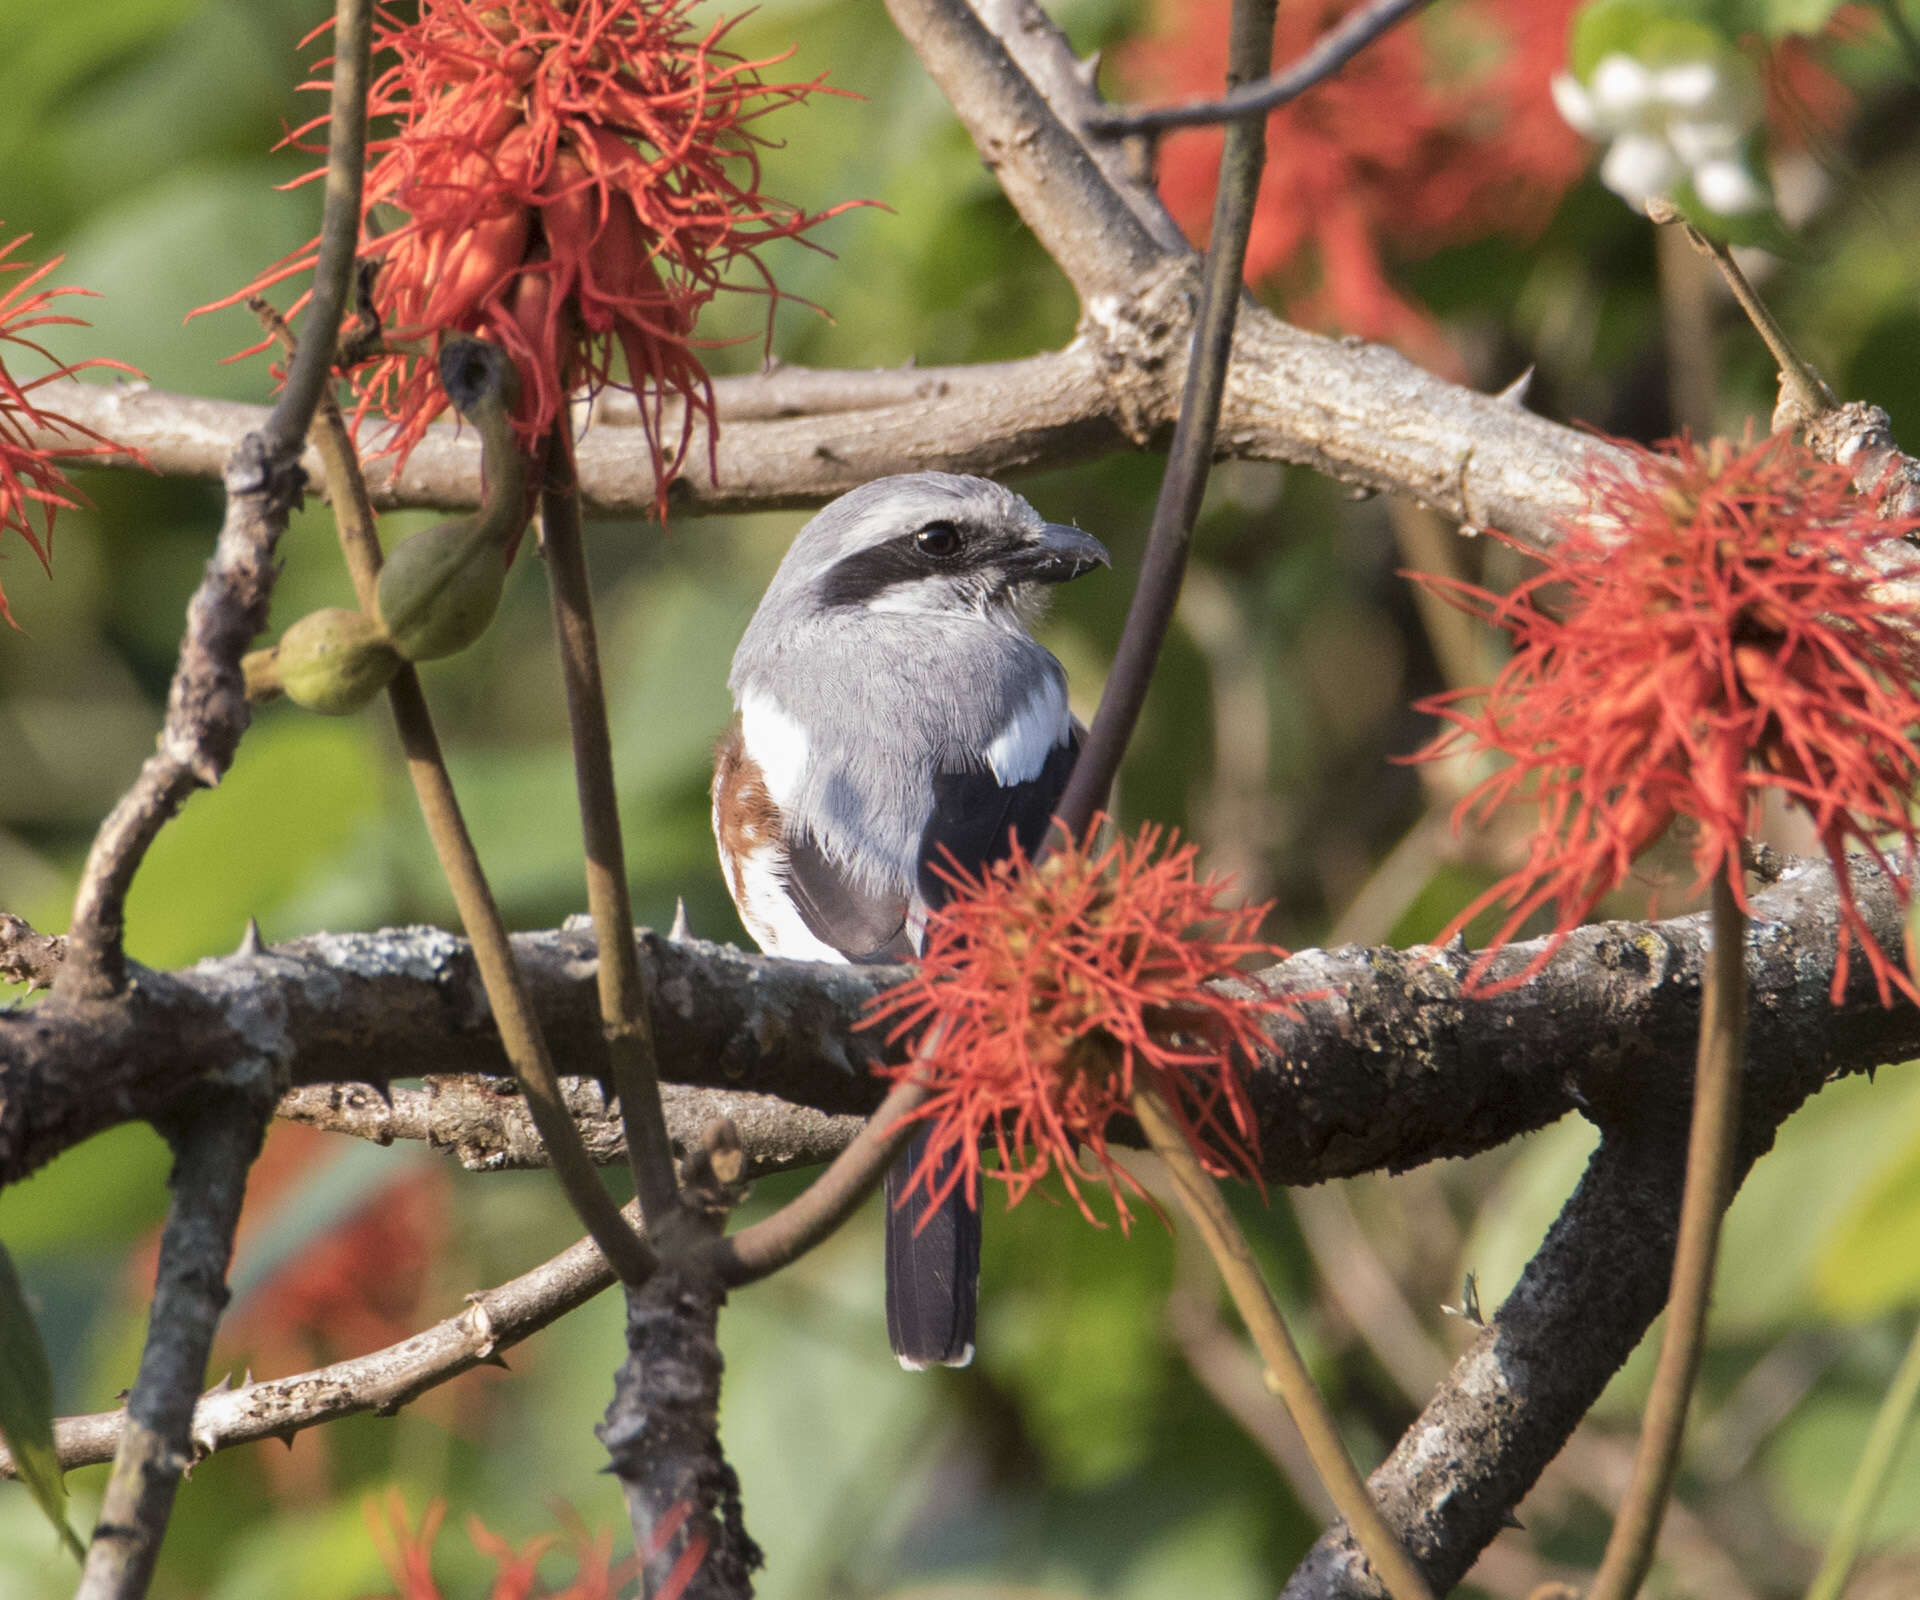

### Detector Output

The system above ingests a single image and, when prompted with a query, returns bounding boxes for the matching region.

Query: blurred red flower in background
[867,822,1293,1229]
[363,1492,656,1600]
[125,1125,456,1496]
[1413,433,1920,1001]
[206,0,856,516]
[0,232,144,626]
[1117,0,1586,365]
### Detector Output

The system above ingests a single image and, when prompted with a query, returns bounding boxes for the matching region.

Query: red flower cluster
[363,1493,664,1600]
[0,232,142,626]
[211,0,854,515]
[1415,433,1920,1001]
[1117,0,1586,363]
[866,822,1292,1228]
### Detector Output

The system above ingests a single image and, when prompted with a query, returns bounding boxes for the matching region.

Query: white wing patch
[739,687,811,810]
[984,677,1069,786]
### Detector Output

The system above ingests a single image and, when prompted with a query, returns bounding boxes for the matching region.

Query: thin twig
[75,1090,269,1600]
[1088,0,1432,134]
[1803,1312,1920,1600]
[273,310,655,1286]
[538,423,679,1235]
[1053,0,1279,838]
[706,1081,927,1288]
[384,620,657,1289]
[263,0,370,458]
[1133,1082,1435,1600]
[1588,874,1748,1600]
[4,1203,644,1479]
[1648,202,1836,433]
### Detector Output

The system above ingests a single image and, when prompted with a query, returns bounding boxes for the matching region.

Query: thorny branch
[6,857,1915,1190]
[53,0,373,1000]
[4,857,1912,1587]
[3,1202,647,1481]
[73,1090,271,1600]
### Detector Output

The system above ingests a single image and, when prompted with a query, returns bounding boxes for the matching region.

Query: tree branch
[6,857,1914,1193]
[1088,0,1434,134]
[56,0,373,1000]
[4,1200,647,1480]
[31,310,1611,555]
[74,1088,270,1599]
[1054,0,1275,836]
[272,1078,866,1178]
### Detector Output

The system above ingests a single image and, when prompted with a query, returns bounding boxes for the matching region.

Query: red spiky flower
[205,0,856,516]
[865,821,1294,1229]
[362,1492,666,1600]
[1413,432,1920,1002]
[0,232,144,626]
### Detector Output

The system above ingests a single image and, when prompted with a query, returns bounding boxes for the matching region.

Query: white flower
[1602,133,1681,207]
[1555,50,1768,217]
[1693,157,1767,215]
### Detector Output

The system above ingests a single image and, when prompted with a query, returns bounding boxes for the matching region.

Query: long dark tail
[883,1128,981,1369]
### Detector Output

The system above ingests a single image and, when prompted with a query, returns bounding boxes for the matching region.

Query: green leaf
[1571,1,1732,78]
[1753,0,1850,37]
[0,1244,82,1560]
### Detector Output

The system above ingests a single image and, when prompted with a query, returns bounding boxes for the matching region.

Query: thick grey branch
[5,859,1914,1195]
[37,319,1605,550]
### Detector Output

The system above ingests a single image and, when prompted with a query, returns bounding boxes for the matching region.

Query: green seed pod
[375,517,508,662]
[249,607,401,715]
[372,336,531,663]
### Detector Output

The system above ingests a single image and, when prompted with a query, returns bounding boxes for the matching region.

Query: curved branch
[881,0,1169,302]
[1087,0,1435,134]
[3,1201,643,1481]
[56,0,374,1000]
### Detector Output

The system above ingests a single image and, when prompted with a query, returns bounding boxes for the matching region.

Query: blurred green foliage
[7,0,1920,1596]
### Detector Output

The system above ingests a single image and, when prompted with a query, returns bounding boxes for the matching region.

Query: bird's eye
[914,521,962,559]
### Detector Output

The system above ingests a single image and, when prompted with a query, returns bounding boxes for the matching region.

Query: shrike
[713,471,1108,1367]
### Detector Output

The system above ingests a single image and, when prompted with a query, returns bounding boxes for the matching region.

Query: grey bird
[712,471,1109,1367]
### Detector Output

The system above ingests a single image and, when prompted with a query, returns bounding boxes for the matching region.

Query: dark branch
[55,0,374,1000]
[7,857,1915,1193]
[74,1088,269,1599]
[1054,0,1275,836]
[1086,0,1435,134]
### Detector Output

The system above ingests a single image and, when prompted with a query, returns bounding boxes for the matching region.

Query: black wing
[784,835,915,963]
[917,731,1080,911]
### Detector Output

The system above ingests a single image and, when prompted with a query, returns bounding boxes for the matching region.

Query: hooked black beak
[1016,522,1111,584]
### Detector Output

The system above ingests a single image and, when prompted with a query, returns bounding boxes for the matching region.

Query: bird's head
[759,472,1110,629]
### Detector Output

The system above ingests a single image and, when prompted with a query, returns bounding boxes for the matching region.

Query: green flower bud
[245,607,401,715]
